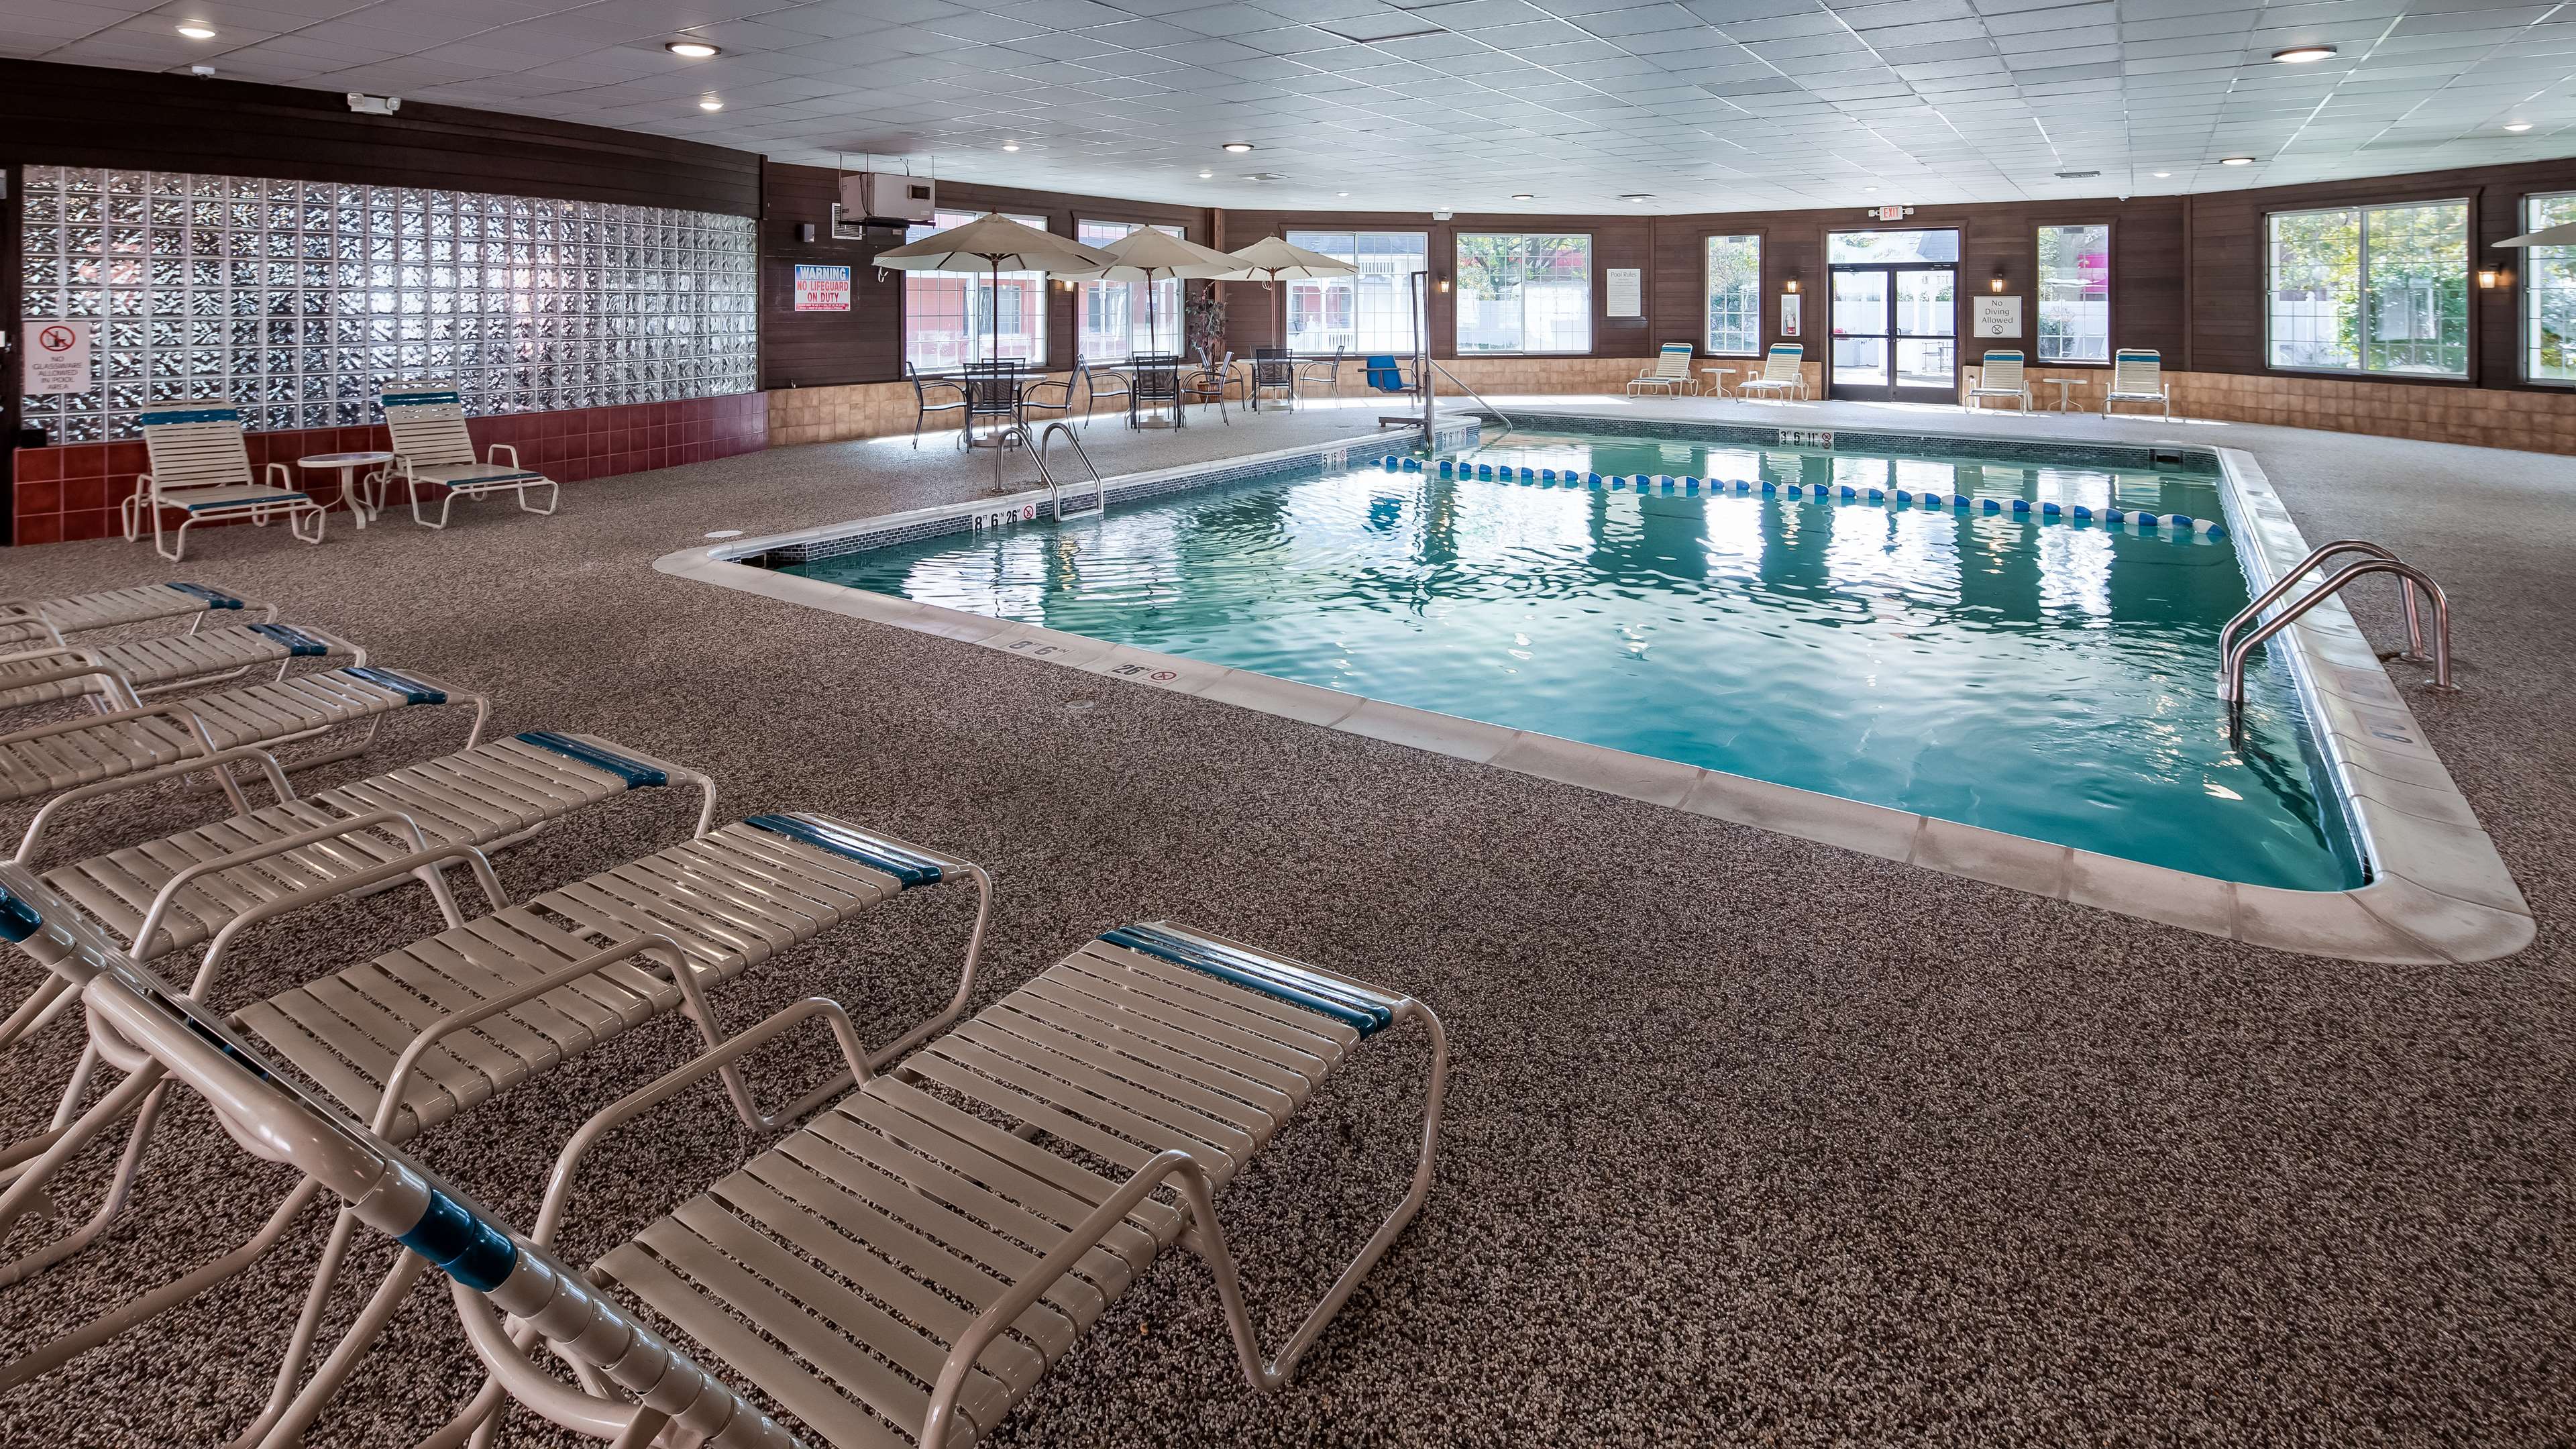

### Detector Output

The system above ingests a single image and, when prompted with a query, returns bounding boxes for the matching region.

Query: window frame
[2031,219,2114,368]
[2263,197,2473,382]
[1282,228,1432,356]
[1701,231,1764,358]
[1073,217,1187,362]
[1452,231,1595,356]
[900,208,1051,373]
[2520,190,2576,387]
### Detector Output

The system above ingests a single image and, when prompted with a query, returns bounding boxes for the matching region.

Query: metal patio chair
[908,363,968,447]
[1249,347,1295,410]
[34,885,1445,1449]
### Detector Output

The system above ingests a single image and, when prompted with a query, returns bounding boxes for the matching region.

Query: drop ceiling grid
[1,0,2573,209]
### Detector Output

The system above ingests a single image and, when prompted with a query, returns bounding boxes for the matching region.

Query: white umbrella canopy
[2496,220,2576,247]
[1210,235,1360,282]
[1056,226,1242,281]
[871,211,1115,273]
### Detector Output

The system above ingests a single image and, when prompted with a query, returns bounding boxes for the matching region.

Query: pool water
[785,433,2366,890]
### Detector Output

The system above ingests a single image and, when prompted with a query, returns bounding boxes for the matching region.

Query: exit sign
[1871,204,1913,221]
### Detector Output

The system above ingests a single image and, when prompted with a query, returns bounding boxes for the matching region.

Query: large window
[2525,193,2576,382]
[1075,220,1183,361]
[1284,230,1428,354]
[1704,234,1760,356]
[2266,201,2468,377]
[1456,233,1592,354]
[904,209,1049,371]
[2036,223,2109,364]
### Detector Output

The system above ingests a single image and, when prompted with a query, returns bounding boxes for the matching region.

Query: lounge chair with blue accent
[0,622,362,716]
[22,878,1444,1449]
[120,402,328,562]
[1735,343,1807,401]
[380,384,561,529]
[1967,350,2033,413]
[2103,347,2173,418]
[0,665,484,843]
[0,814,993,1445]
[1627,341,1702,396]
[0,582,274,653]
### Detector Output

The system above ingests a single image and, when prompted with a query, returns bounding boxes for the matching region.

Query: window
[2525,193,2576,382]
[1826,229,1960,264]
[1704,235,1760,356]
[1283,230,1428,354]
[904,209,1049,371]
[1456,233,1592,354]
[2266,201,2468,377]
[1075,220,1184,360]
[2035,223,2109,364]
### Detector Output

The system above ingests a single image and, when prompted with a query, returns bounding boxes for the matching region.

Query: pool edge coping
[653,423,2532,966]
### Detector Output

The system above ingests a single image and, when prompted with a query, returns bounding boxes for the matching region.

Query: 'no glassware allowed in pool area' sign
[794,265,851,312]
[23,320,91,393]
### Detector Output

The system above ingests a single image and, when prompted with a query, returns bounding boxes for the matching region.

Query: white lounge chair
[1,664,485,820]
[1736,343,1807,401]
[380,384,561,529]
[42,893,1442,1449]
[0,624,362,715]
[1627,341,1701,396]
[119,402,327,563]
[0,814,992,1446]
[0,583,274,653]
[1967,350,2033,413]
[2104,348,2172,418]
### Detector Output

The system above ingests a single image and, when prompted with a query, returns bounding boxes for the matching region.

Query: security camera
[345,93,402,115]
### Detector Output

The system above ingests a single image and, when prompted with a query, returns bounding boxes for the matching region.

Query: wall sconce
[1784,276,1801,294]
[2477,266,2505,289]
[1989,270,2006,293]
[1436,276,1452,293]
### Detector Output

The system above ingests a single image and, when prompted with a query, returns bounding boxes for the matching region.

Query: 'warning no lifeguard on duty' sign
[794,265,851,312]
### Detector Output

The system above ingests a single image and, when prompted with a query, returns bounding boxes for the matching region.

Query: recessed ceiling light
[1862,185,1878,192]
[1511,193,1534,200]
[2271,45,2334,64]
[2504,122,2534,132]
[1002,142,1020,151]
[2221,156,2255,165]
[665,40,719,57]
[1619,193,1654,201]
[2153,170,2171,178]
[1222,142,1255,153]
[1336,191,1349,197]
[176,21,216,38]
[698,97,723,111]
[1198,170,1214,178]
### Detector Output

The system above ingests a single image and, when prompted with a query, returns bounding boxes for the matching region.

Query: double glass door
[1829,264,1957,401]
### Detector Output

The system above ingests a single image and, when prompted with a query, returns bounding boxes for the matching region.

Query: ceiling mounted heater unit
[830,173,935,239]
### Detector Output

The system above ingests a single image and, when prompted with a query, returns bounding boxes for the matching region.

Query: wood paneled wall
[758,162,1213,390]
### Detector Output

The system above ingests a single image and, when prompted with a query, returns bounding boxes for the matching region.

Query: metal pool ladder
[1036,421,1106,521]
[2219,539,2456,708]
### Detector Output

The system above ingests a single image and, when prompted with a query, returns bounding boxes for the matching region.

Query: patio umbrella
[873,213,1117,363]
[2496,220,2576,247]
[1210,235,1360,282]
[1056,227,1240,354]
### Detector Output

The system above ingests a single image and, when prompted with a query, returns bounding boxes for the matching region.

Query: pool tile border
[657,419,2530,965]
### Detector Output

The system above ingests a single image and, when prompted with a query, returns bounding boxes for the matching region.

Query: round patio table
[294,450,393,528]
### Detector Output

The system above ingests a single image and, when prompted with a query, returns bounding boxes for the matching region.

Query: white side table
[294,450,393,528]
[2041,378,2083,413]
[1702,366,1739,398]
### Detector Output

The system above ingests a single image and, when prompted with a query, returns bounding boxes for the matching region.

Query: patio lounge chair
[2103,348,2172,418]
[0,664,486,820]
[44,892,1444,1449]
[380,385,560,529]
[1967,350,2033,413]
[119,402,327,563]
[1627,341,1701,396]
[1,624,360,716]
[1,583,274,653]
[0,813,991,1444]
[1735,344,1807,401]
[908,363,968,447]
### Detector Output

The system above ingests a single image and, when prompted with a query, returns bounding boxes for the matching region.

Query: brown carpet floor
[1,396,2570,1448]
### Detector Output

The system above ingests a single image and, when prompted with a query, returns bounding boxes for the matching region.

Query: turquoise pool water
[784,432,2365,890]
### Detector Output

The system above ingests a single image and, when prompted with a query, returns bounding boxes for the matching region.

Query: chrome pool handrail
[2223,557,2455,707]
[1037,421,1105,520]
[2220,539,2428,665]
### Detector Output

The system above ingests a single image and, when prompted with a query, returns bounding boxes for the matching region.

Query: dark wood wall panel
[757,161,1214,388]
[0,61,760,215]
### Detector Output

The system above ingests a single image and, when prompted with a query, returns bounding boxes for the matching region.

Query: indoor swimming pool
[775,431,2367,891]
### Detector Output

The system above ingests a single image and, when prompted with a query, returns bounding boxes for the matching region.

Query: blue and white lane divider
[1418,455,2224,538]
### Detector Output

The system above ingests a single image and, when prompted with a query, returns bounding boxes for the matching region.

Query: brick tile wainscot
[11,392,767,545]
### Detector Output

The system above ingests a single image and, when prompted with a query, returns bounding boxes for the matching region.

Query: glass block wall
[17,166,758,442]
